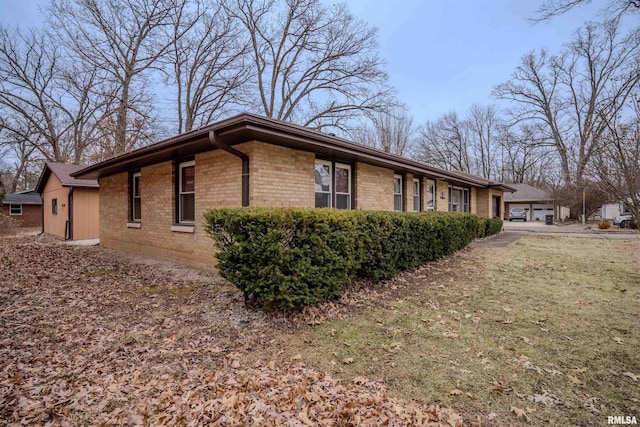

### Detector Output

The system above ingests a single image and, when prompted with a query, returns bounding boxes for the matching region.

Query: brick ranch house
[74,113,515,271]
[1,190,42,227]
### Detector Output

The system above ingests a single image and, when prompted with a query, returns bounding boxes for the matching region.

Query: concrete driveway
[501,220,640,240]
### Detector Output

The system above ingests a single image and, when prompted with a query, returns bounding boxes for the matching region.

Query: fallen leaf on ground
[510,405,531,422]
[567,375,582,385]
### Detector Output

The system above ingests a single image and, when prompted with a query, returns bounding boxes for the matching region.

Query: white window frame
[179,161,195,224]
[448,186,470,213]
[426,179,435,211]
[334,163,351,210]
[314,159,333,208]
[393,174,403,212]
[413,178,421,212]
[9,204,22,215]
[132,172,141,222]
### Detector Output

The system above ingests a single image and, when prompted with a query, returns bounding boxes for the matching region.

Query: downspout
[39,193,44,235]
[67,188,74,240]
[208,130,249,207]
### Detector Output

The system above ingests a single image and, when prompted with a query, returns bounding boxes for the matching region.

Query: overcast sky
[0,0,627,125]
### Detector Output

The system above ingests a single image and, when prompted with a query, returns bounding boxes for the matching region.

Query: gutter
[208,130,249,207]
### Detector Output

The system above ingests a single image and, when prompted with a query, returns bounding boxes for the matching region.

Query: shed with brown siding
[74,113,515,270]
[36,162,100,240]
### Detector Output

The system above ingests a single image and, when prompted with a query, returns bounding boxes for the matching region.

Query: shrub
[205,208,502,311]
[598,220,611,229]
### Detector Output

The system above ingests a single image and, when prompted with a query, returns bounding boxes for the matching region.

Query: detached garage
[505,184,569,222]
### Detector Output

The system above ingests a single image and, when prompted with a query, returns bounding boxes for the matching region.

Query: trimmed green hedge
[205,208,502,310]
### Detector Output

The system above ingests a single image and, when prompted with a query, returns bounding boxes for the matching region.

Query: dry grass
[243,236,640,426]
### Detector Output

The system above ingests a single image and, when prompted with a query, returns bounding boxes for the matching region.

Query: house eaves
[72,113,512,191]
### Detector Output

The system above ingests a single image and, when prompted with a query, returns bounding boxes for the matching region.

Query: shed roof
[73,113,516,192]
[36,162,99,193]
[2,190,42,205]
[503,183,552,202]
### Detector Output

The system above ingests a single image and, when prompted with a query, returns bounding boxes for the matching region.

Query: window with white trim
[314,160,332,208]
[178,161,195,223]
[9,204,22,215]
[413,178,421,212]
[393,174,403,212]
[426,179,435,211]
[131,172,141,221]
[448,186,470,212]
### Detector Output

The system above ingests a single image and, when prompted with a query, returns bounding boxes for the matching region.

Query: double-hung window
[9,204,22,215]
[413,178,421,212]
[178,161,195,223]
[448,186,470,212]
[393,174,403,212]
[315,160,332,208]
[314,160,352,209]
[426,179,435,211]
[131,172,141,221]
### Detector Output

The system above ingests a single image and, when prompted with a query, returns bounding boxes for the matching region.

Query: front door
[492,196,501,219]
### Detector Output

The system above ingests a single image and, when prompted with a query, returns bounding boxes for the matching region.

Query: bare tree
[166,0,249,133]
[0,26,110,169]
[534,0,640,22]
[467,104,502,180]
[497,123,558,186]
[493,19,640,188]
[416,112,472,173]
[225,0,394,132]
[47,0,188,155]
[591,100,640,225]
[349,108,415,156]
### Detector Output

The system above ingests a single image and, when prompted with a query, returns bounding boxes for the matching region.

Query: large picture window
[179,161,195,223]
[426,179,435,211]
[315,160,352,209]
[131,172,141,221]
[393,174,403,212]
[448,186,470,212]
[413,178,420,212]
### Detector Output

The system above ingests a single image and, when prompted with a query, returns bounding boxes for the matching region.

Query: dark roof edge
[73,113,513,190]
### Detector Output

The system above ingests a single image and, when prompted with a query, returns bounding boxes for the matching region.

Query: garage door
[509,204,531,221]
[532,204,554,221]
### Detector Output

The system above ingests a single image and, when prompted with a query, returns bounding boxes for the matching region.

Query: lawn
[243,236,640,426]
[1,232,638,426]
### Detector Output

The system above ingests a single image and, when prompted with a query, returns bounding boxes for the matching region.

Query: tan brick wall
[99,153,244,271]
[470,188,478,215]
[435,180,449,212]
[475,188,504,219]
[355,162,394,211]
[247,142,315,207]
